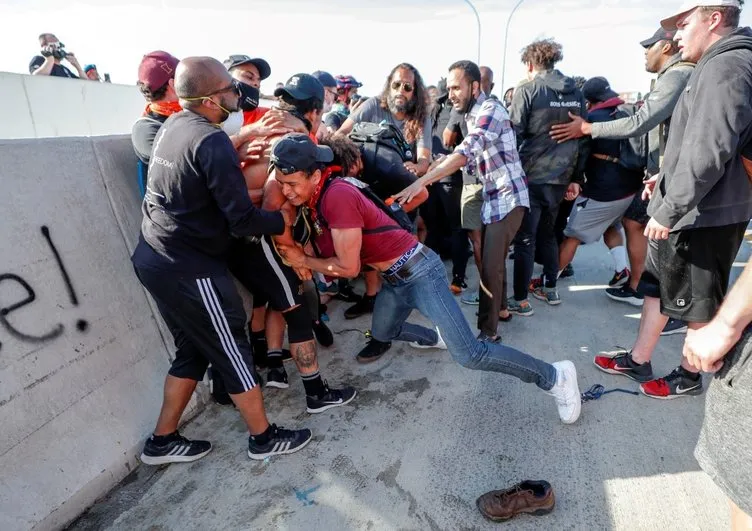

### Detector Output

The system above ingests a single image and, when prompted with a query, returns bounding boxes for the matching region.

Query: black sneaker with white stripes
[306,383,357,414]
[140,432,212,465]
[266,367,289,389]
[248,424,313,460]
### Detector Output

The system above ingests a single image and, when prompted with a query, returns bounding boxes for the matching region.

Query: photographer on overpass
[29,33,86,79]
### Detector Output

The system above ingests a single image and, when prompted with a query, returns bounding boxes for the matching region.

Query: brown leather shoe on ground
[476,480,555,522]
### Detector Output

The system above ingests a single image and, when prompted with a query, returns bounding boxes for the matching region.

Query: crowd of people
[29,0,749,525]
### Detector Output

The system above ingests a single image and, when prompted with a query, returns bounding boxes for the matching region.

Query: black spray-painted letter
[0,274,64,344]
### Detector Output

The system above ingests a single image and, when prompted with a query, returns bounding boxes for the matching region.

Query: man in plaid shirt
[395,60,529,343]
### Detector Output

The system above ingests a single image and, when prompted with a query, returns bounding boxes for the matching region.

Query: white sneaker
[546,360,581,424]
[410,328,447,350]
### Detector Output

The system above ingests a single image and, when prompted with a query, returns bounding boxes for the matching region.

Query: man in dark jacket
[508,39,588,314]
[594,1,752,401]
[551,29,694,317]
[556,78,645,282]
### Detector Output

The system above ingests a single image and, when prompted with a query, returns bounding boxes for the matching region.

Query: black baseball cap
[582,77,619,103]
[270,133,334,173]
[223,55,271,80]
[274,73,324,101]
[312,70,337,88]
[640,28,677,48]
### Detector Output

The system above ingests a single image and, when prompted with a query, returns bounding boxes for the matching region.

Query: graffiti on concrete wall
[0,226,89,352]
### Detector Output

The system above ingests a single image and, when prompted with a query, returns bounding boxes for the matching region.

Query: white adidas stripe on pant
[196,278,256,391]
[260,237,296,308]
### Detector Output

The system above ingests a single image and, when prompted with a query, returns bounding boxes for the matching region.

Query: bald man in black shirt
[132,57,313,464]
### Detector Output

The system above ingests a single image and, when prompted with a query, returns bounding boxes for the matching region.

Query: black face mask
[236,80,259,112]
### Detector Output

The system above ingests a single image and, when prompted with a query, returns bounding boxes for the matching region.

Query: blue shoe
[532,286,561,306]
[507,298,535,316]
[461,290,480,305]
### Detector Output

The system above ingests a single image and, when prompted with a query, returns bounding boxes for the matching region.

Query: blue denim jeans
[371,249,557,390]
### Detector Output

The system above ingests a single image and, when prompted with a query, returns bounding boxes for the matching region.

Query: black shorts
[134,265,258,394]
[227,236,305,312]
[622,193,649,225]
[638,222,747,322]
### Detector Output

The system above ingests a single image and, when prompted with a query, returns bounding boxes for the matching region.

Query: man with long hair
[334,63,434,319]
[338,63,432,175]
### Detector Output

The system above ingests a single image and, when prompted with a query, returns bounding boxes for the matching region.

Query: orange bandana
[144,100,182,117]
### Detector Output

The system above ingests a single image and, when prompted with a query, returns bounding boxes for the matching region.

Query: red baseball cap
[138,51,179,92]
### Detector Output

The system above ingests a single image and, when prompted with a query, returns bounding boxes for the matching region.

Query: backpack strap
[669,61,696,70]
[316,178,406,235]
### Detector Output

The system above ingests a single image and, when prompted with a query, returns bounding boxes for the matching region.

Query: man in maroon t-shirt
[272,133,583,425]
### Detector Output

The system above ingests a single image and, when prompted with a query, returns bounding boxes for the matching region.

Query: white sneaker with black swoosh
[306,383,357,414]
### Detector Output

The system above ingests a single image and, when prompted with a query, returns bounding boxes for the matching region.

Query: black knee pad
[302,280,320,320]
[283,305,314,343]
[636,270,661,299]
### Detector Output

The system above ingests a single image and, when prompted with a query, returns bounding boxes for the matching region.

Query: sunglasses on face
[391,81,414,93]
[204,80,241,98]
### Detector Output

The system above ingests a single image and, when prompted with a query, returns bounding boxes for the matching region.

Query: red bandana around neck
[144,100,182,117]
[306,165,343,223]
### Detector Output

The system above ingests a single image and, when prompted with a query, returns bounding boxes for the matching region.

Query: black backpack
[611,104,648,171]
[348,121,415,165]
[316,177,414,234]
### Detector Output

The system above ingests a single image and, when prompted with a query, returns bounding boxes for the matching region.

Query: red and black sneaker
[593,349,654,382]
[608,268,631,288]
[640,368,703,400]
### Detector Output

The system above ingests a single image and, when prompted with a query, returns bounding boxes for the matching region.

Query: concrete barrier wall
[0,71,278,140]
[1,72,145,139]
[0,136,204,531]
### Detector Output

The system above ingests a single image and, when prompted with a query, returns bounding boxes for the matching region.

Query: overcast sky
[1,0,751,97]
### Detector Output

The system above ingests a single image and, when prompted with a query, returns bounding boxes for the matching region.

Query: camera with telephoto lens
[41,42,67,59]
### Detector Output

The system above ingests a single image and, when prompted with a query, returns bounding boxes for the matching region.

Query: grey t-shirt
[350,97,432,152]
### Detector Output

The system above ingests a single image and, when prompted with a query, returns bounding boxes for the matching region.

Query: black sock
[301,372,326,397]
[151,431,178,444]
[267,349,284,369]
[250,424,273,446]
[250,328,268,361]
[679,366,701,380]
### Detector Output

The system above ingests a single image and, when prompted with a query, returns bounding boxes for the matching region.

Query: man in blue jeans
[273,133,582,425]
